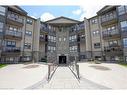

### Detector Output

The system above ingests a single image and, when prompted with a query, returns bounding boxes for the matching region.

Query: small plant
[94,60,101,64]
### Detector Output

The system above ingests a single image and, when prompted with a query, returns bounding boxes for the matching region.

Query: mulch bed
[23,65,40,69]
[89,65,111,71]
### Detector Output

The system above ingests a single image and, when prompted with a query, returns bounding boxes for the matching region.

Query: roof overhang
[97,5,118,15]
[45,16,81,26]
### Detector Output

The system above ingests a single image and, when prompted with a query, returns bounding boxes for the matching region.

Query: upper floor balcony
[102,30,120,40]
[1,47,21,56]
[40,26,49,33]
[4,30,22,40]
[104,45,123,56]
[7,12,24,27]
[39,36,48,43]
[77,35,85,43]
[101,12,118,26]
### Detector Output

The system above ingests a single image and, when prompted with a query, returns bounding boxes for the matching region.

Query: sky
[21,5,104,21]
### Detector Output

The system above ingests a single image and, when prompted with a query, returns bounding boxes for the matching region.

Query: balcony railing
[102,30,120,40]
[5,30,22,38]
[101,13,117,22]
[104,45,123,55]
[69,24,85,32]
[2,47,21,52]
[101,12,117,26]
[40,36,48,42]
[40,27,49,33]
[77,36,85,42]
[7,14,23,24]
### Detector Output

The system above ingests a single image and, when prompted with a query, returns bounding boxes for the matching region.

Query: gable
[46,17,80,24]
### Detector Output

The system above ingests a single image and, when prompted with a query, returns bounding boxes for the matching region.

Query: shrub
[94,60,101,64]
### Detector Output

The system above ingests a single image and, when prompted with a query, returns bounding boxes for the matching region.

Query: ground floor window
[125,56,127,62]
[21,56,32,62]
[123,38,127,47]
[80,55,85,59]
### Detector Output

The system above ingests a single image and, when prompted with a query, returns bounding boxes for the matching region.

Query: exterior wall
[32,18,40,62]
[89,16,102,55]
[84,18,92,59]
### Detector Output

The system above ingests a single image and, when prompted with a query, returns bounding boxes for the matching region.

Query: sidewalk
[0,63,48,89]
[78,62,127,89]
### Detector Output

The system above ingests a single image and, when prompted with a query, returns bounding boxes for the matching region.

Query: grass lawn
[0,64,7,68]
[119,63,127,67]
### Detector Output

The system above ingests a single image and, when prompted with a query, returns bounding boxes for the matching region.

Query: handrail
[69,60,80,80]
[47,60,58,81]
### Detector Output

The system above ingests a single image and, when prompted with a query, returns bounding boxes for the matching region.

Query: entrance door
[59,56,66,64]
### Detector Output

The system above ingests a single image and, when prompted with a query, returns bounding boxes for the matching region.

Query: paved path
[0,63,48,89]
[33,66,109,89]
[43,66,80,89]
[78,62,127,89]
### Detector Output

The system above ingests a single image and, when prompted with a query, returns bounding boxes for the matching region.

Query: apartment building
[0,6,27,63]
[0,5,127,64]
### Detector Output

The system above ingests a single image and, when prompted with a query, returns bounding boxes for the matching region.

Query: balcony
[7,14,24,27]
[101,14,118,26]
[1,47,21,56]
[102,30,120,40]
[40,36,48,43]
[40,27,49,33]
[4,30,22,40]
[77,35,85,43]
[104,45,123,56]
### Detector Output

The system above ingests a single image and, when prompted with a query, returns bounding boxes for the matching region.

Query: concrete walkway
[40,66,109,89]
[43,66,80,89]
[0,63,48,89]
[78,62,127,89]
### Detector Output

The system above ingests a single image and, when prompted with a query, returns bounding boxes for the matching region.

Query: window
[70,45,77,52]
[63,38,66,41]
[109,40,118,46]
[0,22,3,32]
[91,18,97,24]
[27,18,33,25]
[93,30,100,36]
[25,31,32,36]
[94,43,100,48]
[125,6,127,13]
[69,35,77,42]
[48,46,56,52]
[59,38,61,41]
[53,37,56,42]
[24,43,31,49]
[125,56,127,62]
[123,38,127,47]
[6,41,16,47]
[40,34,44,38]
[120,21,127,31]
[0,6,5,16]
[48,35,51,40]
[118,6,126,15]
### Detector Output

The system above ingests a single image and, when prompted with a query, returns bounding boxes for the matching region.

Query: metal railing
[47,60,58,81]
[2,47,21,52]
[5,30,22,37]
[69,60,80,80]
[7,14,23,23]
